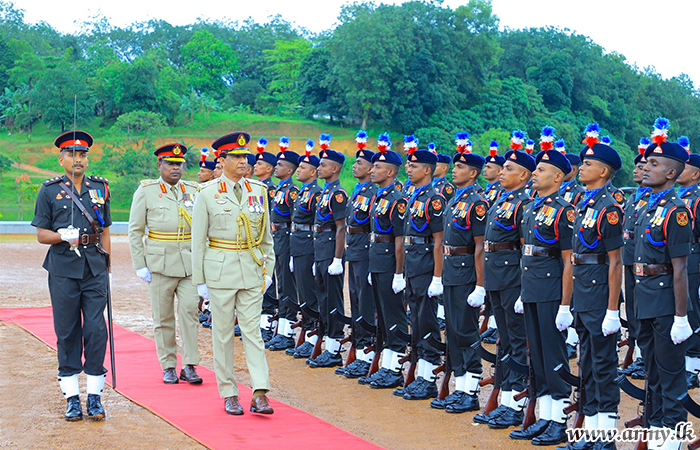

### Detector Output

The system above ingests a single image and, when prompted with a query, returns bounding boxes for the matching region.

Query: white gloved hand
[427,276,443,297]
[57,227,80,246]
[367,272,373,285]
[328,257,344,275]
[289,256,294,273]
[264,275,273,292]
[671,315,693,345]
[467,285,486,308]
[555,305,574,331]
[109,273,113,287]
[136,267,152,282]
[312,262,316,277]
[197,283,209,300]
[392,273,406,293]
[514,297,524,314]
[601,309,621,336]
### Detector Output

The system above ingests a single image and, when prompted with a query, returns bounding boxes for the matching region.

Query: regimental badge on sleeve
[432,199,442,211]
[567,209,576,222]
[677,211,689,226]
[606,211,619,225]
[475,204,486,217]
[335,193,344,203]
[614,192,624,204]
[290,191,298,201]
[397,202,406,215]
[445,185,453,195]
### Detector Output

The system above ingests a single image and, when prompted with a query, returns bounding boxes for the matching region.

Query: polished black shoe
[473,404,508,424]
[403,379,438,400]
[265,334,283,349]
[360,367,385,385]
[370,369,404,389]
[687,371,700,390]
[202,319,212,329]
[394,377,422,397]
[64,395,83,421]
[445,393,479,413]
[481,327,498,344]
[308,350,343,368]
[334,366,348,375]
[163,368,178,384]
[292,342,314,359]
[555,437,596,450]
[488,406,523,429]
[260,327,274,342]
[510,419,550,440]
[438,317,446,331]
[268,335,295,351]
[567,343,577,360]
[198,310,211,324]
[234,324,241,337]
[532,421,568,446]
[86,394,105,421]
[180,365,203,384]
[593,440,616,450]
[430,390,465,409]
[344,360,370,378]
[629,367,646,380]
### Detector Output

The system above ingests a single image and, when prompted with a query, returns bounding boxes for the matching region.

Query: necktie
[234,182,242,202]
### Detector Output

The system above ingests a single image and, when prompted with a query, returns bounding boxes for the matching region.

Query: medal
[184,200,193,208]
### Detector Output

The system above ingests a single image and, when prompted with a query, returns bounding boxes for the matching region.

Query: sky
[13,0,700,87]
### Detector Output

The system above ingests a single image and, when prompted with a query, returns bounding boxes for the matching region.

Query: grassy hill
[0,112,404,221]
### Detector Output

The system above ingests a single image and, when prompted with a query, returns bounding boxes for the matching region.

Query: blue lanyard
[409,184,429,206]
[454,184,475,200]
[533,195,547,210]
[275,177,291,194]
[377,184,394,197]
[559,180,574,194]
[432,176,445,187]
[498,189,516,205]
[352,181,371,200]
[648,187,675,211]
[581,183,609,206]
[678,185,696,199]
[635,186,651,202]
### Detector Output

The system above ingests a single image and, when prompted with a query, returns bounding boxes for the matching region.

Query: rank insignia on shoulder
[475,204,486,217]
[677,211,689,226]
[567,209,576,222]
[432,199,442,211]
[614,192,624,203]
[606,211,619,225]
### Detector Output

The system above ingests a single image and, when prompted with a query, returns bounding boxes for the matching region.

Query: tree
[181,30,238,97]
[31,65,94,132]
[262,38,311,114]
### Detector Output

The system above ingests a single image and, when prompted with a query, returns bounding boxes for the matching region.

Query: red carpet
[0,306,384,450]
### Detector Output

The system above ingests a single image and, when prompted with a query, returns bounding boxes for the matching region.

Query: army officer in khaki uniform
[191,132,276,415]
[128,143,202,385]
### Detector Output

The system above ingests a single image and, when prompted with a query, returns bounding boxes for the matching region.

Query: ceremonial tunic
[191,175,275,398]
[346,181,378,349]
[480,181,504,323]
[271,178,299,322]
[483,187,530,392]
[442,186,487,377]
[128,177,200,370]
[433,177,455,203]
[369,184,408,352]
[403,184,445,365]
[313,179,348,339]
[621,188,650,342]
[679,185,700,359]
[571,186,623,416]
[560,180,585,206]
[520,193,574,400]
[32,174,111,377]
[259,177,278,315]
[634,190,691,428]
[401,180,416,200]
[290,180,322,331]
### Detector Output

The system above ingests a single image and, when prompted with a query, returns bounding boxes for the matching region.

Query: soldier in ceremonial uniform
[339,130,378,377]
[308,134,349,368]
[633,122,693,450]
[482,141,505,203]
[244,153,255,179]
[32,130,111,421]
[556,124,623,450]
[401,134,418,199]
[431,132,487,413]
[191,132,275,415]
[287,141,322,358]
[197,148,217,183]
[432,149,455,202]
[392,146,445,401]
[265,137,300,351]
[128,144,202,385]
[361,140,409,389]
[558,140,586,206]
[510,130,574,445]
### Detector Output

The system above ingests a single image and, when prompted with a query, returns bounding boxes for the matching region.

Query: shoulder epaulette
[88,175,109,184]
[182,180,200,191]
[140,179,158,187]
[247,178,266,188]
[199,179,220,189]
[44,177,62,185]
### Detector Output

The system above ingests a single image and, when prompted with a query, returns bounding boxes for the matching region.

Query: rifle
[503,350,537,430]
[300,302,323,359]
[471,339,502,415]
[479,309,489,335]
[357,316,382,376]
[281,296,305,347]
[331,308,356,367]
[391,324,416,387]
[555,363,585,439]
[424,332,450,400]
[615,374,650,450]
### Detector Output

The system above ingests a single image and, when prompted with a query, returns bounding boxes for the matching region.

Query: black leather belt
[271,222,289,231]
[623,230,635,240]
[522,244,561,258]
[635,263,673,276]
[571,253,608,265]
[404,236,433,245]
[291,223,313,232]
[484,241,521,252]
[347,225,370,235]
[444,245,475,255]
[370,233,394,243]
[79,233,101,245]
[313,224,336,233]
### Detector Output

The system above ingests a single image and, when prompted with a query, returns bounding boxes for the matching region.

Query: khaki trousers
[210,286,270,398]
[148,272,200,370]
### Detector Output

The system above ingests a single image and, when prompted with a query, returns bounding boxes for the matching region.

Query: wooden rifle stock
[688,436,700,450]
[292,321,305,348]
[479,311,489,334]
[480,376,494,386]
[522,348,537,430]
[624,415,642,429]
[622,340,635,369]
[365,346,380,376]
[432,364,450,400]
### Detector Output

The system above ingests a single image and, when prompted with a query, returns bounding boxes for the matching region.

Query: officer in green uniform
[128,143,202,385]
[32,130,111,421]
[191,132,275,416]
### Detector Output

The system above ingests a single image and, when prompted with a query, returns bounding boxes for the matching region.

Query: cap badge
[173,146,181,155]
[237,135,247,146]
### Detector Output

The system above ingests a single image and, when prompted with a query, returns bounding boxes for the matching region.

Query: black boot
[64,395,82,421]
[567,343,577,360]
[473,404,508,424]
[480,327,498,344]
[509,419,550,440]
[430,391,465,410]
[445,393,479,413]
[359,368,385,385]
[369,369,404,389]
[343,360,371,379]
[488,406,524,429]
[86,394,105,421]
[268,335,295,351]
[532,421,568,446]
[308,350,343,368]
[291,341,314,359]
[687,371,700,390]
[403,379,438,400]
[393,377,422,397]
[260,328,274,342]
[555,437,597,450]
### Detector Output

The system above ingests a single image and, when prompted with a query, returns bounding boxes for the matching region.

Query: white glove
[109,273,113,288]
[392,273,406,293]
[57,227,80,247]
[555,305,574,331]
[328,257,344,275]
[467,285,486,308]
[671,315,693,345]
[367,272,373,285]
[197,283,209,300]
[264,275,273,292]
[289,256,294,273]
[427,276,443,297]
[514,297,524,314]
[136,267,152,282]
[601,309,621,336]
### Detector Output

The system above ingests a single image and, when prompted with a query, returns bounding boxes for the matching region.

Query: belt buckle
[623,231,629,240]
[570,253,576,265]
[291,223,297,232]
[444,246,450,255]
[634,263,643,276]
[523,244,533,256]
[313,225,319,233]
[484,241,492,252]
[370,233,376,243]
[80,234,89,245]
[404,236,411,246]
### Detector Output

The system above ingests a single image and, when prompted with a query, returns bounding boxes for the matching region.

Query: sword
[104,250,116,388]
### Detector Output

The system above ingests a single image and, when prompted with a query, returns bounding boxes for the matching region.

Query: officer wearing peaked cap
[191,131,275,415]
[32,130,111,421]
[128,143,202,386]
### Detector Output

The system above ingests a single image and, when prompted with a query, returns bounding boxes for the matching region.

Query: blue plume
[455,131,470,141]
[378,133,391,145]
[678,135,690,148]
[428,143,436,151]
[584,123,600,134]
[526,139,535,146]
[404,134,416,144]
[640,137,651,146]
[654,117,670,130]
[356,130,368,139]
[259,137,268,146]
[513,129,526,139]
[280,136,290,145]
[490,140,499,148]
[554,139,565,149]
[540,125,555,137]
[306,139,314,148]
[601,135,612,145]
